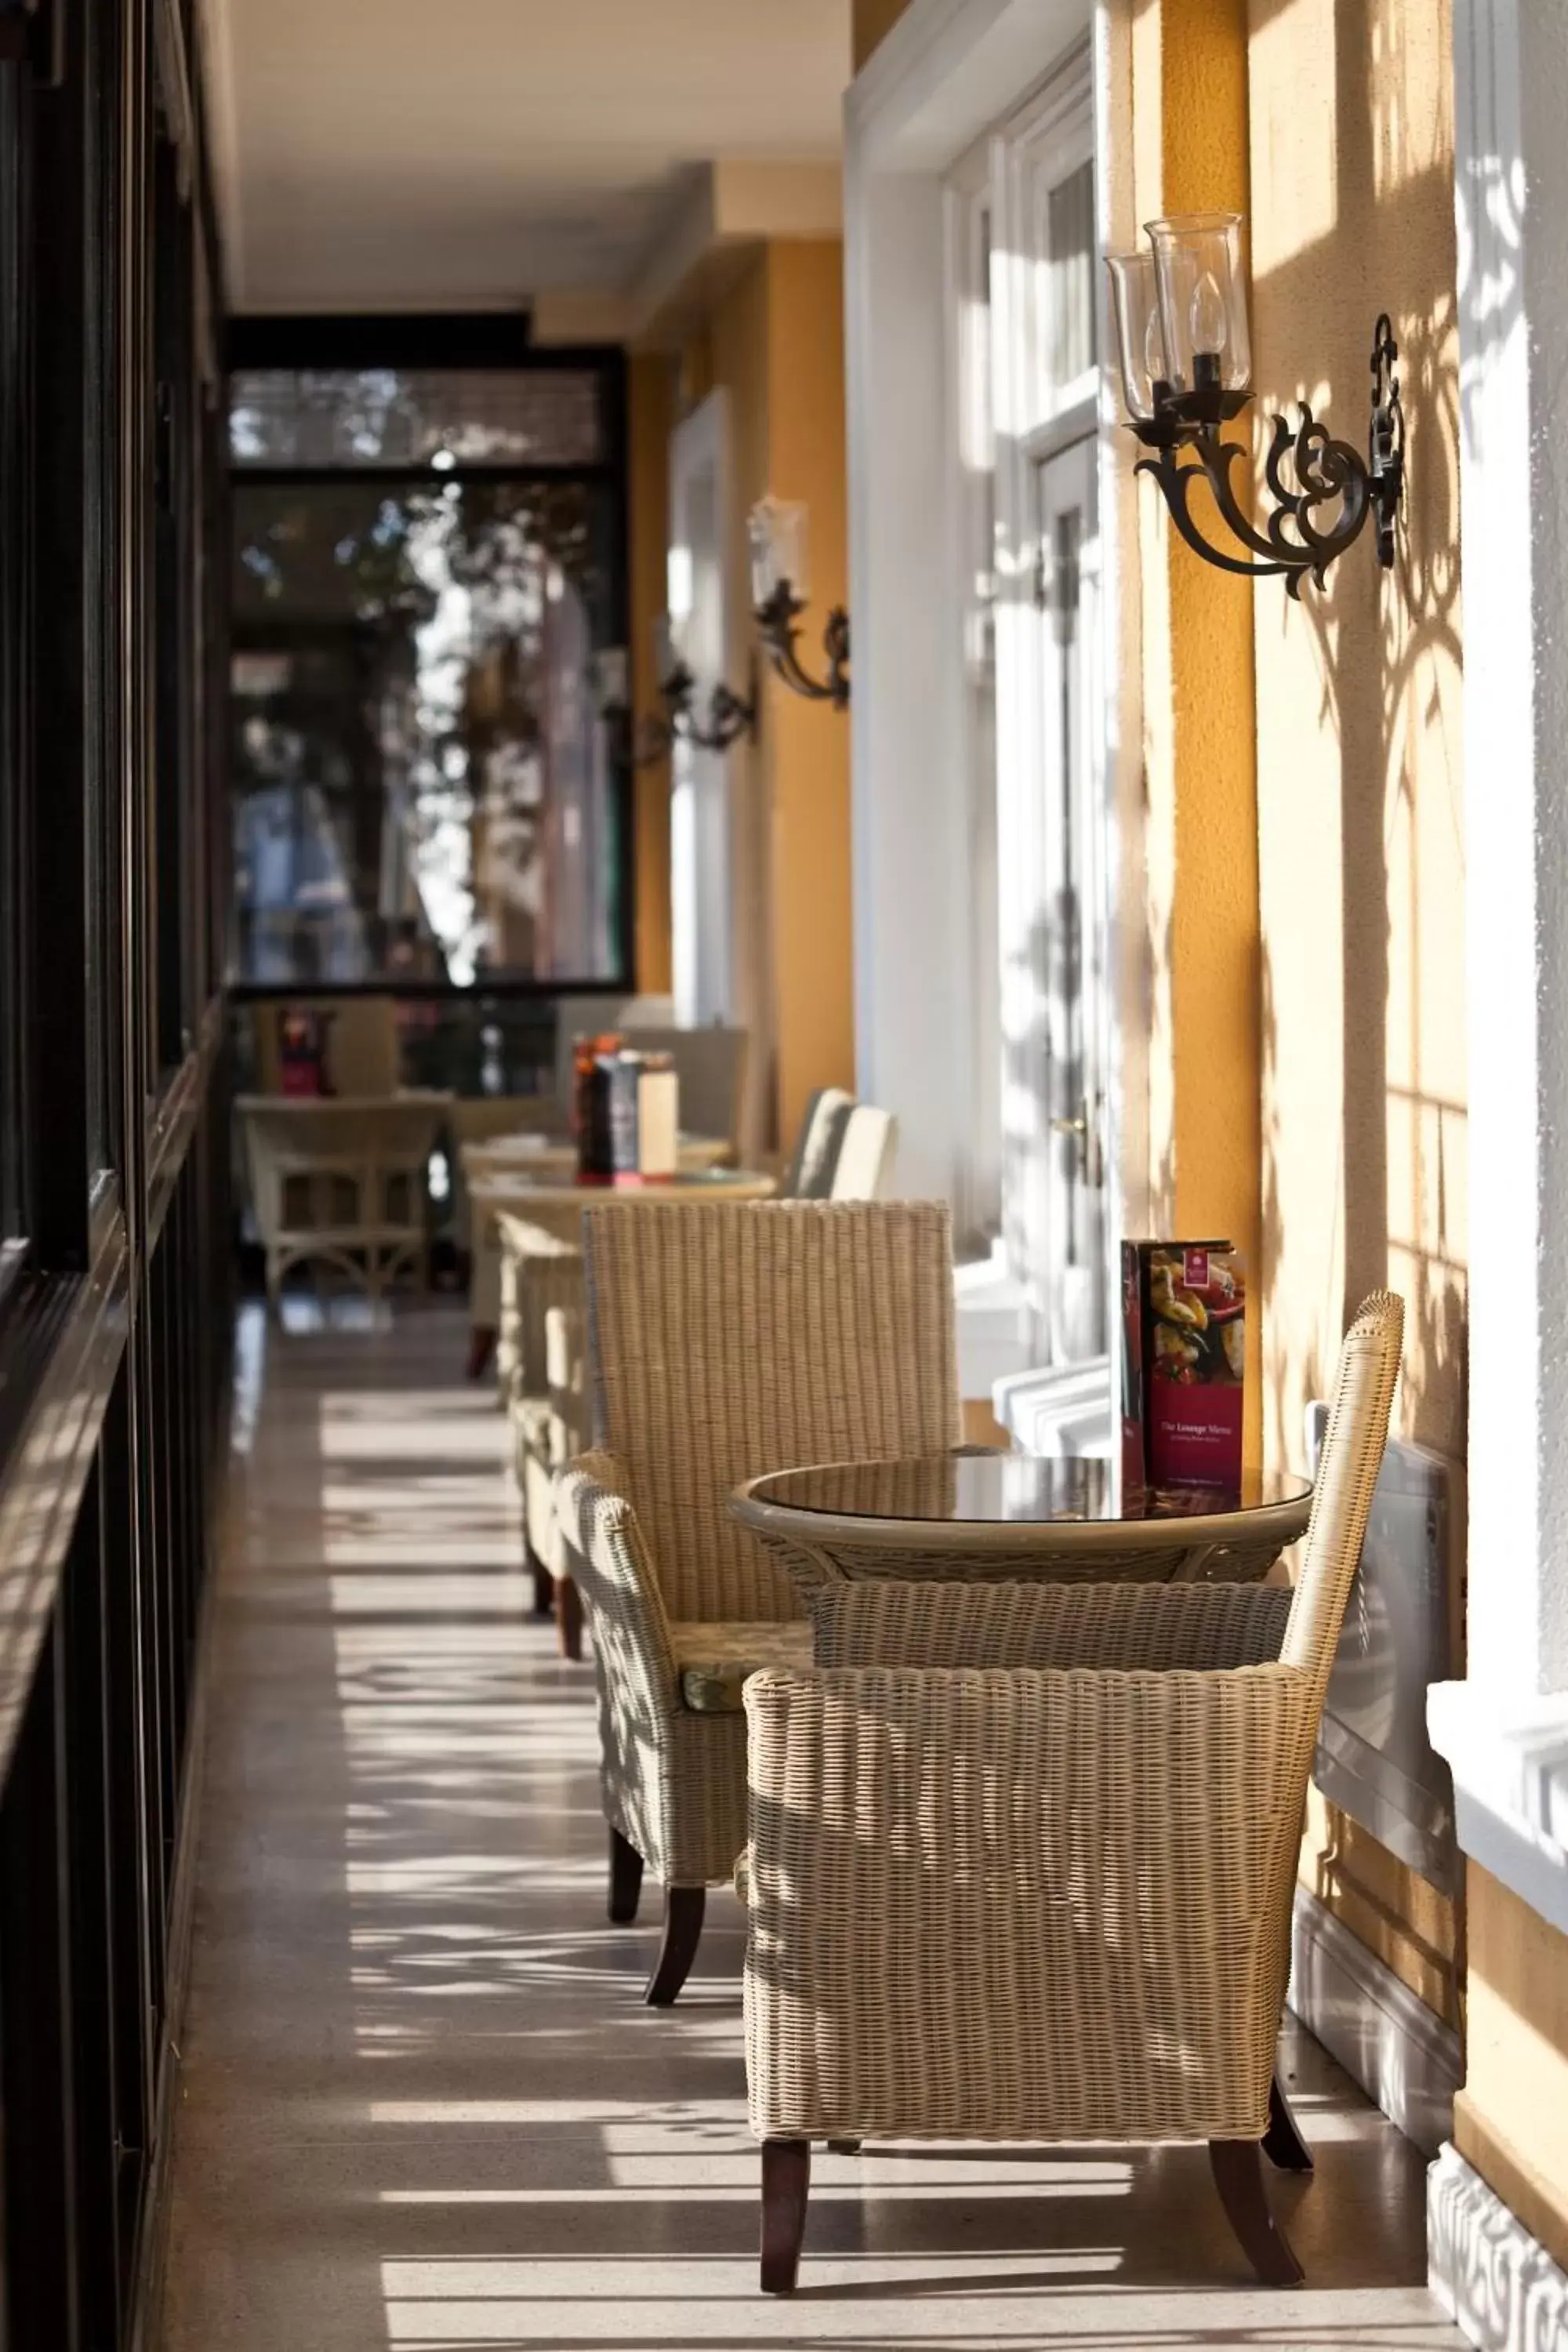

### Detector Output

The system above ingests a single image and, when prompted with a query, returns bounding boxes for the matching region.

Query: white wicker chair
[555,1200,959,2003]
[239,1096,449,1310]
[741,1290,1404,2293]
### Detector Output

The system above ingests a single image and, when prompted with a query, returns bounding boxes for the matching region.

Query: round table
[482,1163,776,1251]
[460,1131,733,1188]
[729,1452,1314,1599]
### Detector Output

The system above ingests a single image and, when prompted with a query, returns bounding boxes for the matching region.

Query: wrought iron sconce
[651,611,757,752]
[748,499,851,710]
[592,630,755,771]
[1106,213,1403,598]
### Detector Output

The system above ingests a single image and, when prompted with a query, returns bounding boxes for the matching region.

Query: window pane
[230,476,625,987]
[1047,160,1096,394]
[229,368,603,470]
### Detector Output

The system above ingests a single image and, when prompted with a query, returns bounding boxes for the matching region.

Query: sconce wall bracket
[1131,314,1403,597]
[754,585,851,709]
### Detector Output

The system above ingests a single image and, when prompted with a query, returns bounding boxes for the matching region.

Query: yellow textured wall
[1457,1867,1568,2269]
[761,240,855,1149]
[627,353,673,995]
[1142,0,1262,1469]
[1247,0,1466,2023]
[702,241,854,1158]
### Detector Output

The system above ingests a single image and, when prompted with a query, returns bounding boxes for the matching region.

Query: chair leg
[466,1323,496,1381]
[608,1827,644,1925]
[644,1886,705,2005]
[760,2140,811,2295]
[1263,2070,1314,2172]
[556,1574,584,1662]
[526,1550,556,1619]
[826,2140,862,2155]
[1209,2140,1304,2286]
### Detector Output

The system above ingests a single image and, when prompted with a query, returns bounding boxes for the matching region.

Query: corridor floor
[158,1301,1466,2352]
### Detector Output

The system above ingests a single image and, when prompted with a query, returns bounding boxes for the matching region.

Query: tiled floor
[158,1300,1465,2351]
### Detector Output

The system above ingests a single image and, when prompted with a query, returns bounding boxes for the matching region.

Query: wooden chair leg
[466,1323,496,1381]
[1263,2070,1314,2172]
[1209,2140,1304,2286]
[556,1574,583,1661]
[760,2140,811,2295]
[826,2139,862,2154]
[608,1827,644,1925]
[644,1885,705,2005]
[525,1542,555,1619]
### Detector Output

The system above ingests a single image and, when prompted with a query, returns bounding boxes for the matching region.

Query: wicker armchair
[519,1092,891,1658]
[742,1290,1403,2294]
[555,1200,959,2004]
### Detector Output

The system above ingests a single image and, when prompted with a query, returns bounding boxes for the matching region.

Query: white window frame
[845,0,1146,1403]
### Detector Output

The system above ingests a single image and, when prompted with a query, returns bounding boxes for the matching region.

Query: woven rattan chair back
[1280,1289,1404,1706]
[583,1201,959,1621]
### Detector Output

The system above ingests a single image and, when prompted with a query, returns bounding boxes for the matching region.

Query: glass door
[1033,433,1105,1362]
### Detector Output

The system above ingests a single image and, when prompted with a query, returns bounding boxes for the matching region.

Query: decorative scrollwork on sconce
[1108,209,1405,597]
[594,644,755,769]
[753,585,851,709]
[651,659,756,753]
[1131,316,1403,598]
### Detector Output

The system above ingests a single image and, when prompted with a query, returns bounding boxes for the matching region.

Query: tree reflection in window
[231,472,622,987]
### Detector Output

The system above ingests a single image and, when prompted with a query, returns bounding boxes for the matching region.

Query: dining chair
[517,1091,888,1657]
[740,1290,1403,2292]
[555,1200,960,2004]
[779,1087,854,1196]
[240,1095,449,1312]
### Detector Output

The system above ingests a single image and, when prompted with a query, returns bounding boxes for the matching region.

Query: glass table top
[745,1454,1313,1527]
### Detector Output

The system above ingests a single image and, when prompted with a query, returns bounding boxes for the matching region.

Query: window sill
[1427,1678,1568,1939]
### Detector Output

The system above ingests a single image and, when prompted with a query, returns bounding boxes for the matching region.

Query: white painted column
[843,157,971,1206]
[1428,0,1568,1930]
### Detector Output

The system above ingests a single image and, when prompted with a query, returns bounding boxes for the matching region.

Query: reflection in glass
[1047,159,1098,394]
[228,368,602,470]
[754,1453,1312,1525]
[230,475,624,988]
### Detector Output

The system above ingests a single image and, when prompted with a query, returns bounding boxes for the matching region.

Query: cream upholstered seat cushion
[670,1620,814,1713]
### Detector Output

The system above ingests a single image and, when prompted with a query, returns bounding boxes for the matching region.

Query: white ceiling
[203,0,854,314]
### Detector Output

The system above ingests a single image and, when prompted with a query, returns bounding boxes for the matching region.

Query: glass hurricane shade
[653,610,681,682]
[1106,250,1169,419]
[1145,212,1250,395]
[748,495,809,608]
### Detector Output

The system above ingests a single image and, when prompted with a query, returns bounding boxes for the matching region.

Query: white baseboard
[1288,1883,1461,2155]
[1429,2143,1568,2352]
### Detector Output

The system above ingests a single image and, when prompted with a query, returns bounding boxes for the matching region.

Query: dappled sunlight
[158,1305,1455,2349]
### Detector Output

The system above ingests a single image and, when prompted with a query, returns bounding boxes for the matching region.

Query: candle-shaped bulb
[1189,268,1228,359]
[1143,302,1168,393]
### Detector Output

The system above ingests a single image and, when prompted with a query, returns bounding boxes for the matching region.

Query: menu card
[1122,1239,1246,1490]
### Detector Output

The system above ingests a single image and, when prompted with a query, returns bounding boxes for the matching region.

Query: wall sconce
[1106,212,1403,598]
[749,498,850,709]
[591,629,754,771]
[649,612,756,752]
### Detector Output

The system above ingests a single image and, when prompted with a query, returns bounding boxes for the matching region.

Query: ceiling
[202,0,855,318]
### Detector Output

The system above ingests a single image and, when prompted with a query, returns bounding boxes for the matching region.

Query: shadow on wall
[1249,0,1485,1479]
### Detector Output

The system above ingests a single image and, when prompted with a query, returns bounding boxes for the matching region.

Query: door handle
[1050,1099,1103,1187]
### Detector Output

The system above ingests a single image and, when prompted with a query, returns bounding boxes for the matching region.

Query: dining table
[729,1448,1314,1600]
